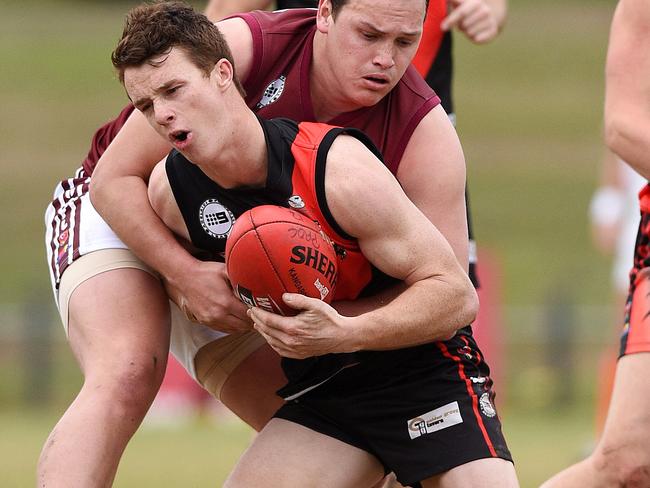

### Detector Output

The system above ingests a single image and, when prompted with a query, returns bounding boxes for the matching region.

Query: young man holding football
[109,3,517,486]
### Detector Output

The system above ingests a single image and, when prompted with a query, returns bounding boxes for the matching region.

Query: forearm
[340,274,478,351]
[90,110,197,283]
[90,173,198,282]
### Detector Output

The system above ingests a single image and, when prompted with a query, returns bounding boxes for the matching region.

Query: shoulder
[238,8,316,34]
[395,65,438,102]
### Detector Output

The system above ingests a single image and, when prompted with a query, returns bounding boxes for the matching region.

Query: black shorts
[274,331,512,487]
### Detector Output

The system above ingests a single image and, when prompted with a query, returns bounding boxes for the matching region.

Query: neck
[199,101,267,189]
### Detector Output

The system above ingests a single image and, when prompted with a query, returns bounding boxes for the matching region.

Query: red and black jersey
[166,117,401,398]
[166,117,395,302]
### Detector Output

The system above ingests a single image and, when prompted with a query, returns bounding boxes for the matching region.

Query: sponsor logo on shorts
[407,401,463,440]
[256,75,286,109]
[199,199,234,239]
[479,393,496,418]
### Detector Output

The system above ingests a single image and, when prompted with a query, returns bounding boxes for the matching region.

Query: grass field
[1,0,621,486]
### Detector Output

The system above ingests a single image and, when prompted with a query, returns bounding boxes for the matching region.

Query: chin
[355,91,388,107]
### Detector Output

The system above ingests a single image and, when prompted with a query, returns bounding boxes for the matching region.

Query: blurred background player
[588,145,644,438]
[542,0,650,485]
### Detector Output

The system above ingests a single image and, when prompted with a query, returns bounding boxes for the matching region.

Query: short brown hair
[111,1,245,96]
[330,0,429,19]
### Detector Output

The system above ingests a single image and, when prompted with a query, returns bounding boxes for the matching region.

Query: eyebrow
[358,20,420,37]
[132,79,180,110]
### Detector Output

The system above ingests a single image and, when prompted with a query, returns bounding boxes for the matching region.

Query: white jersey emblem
[257,75,286,109]
[199,199,235,239]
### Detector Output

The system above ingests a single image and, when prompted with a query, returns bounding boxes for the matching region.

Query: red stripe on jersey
[412,0,447,76]
[288,122,374,301]
[436,340,498,457]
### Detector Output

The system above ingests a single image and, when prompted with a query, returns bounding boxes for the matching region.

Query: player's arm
[324,135,478,349]
[441,0,507,44]
[397,104,469,271]
[332,105,469,318]
[204,0,273,22]
[250,135,478,357]
[90,17,254,328]
[604,0,650,180]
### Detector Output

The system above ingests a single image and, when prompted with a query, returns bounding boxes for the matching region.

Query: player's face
[124,47,226,164]
[319,0,425,108]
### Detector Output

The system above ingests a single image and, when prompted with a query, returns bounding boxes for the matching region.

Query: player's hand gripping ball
[225,205,338,316]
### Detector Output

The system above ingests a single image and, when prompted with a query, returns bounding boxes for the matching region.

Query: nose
[372,43,395,69]
[153,100,175,126]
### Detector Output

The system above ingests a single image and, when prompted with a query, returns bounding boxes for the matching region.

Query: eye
[361,31,377,40]
[167,86,179,95]
[139,102,152,113]
[396,39,414,47]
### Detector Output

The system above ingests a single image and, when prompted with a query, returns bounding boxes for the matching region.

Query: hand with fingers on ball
[226,205,351,358]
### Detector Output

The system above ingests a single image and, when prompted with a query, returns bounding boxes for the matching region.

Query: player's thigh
[422,457,519,488]
[596,353,650,461]
[224,418,385,488]
[219,342,286,430]
[66,264,171,377]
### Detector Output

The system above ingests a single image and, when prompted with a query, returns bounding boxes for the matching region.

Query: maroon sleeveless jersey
[238,8,440,175]
[81,9,439,176]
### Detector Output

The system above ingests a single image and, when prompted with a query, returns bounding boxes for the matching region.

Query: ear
[315,0,334,34]
[211,58,234,91]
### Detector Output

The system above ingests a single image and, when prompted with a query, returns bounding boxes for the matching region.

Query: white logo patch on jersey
[479,393,496,418]
[257,75,286,109]
[199,199,235,239]
[407,401,463,440]
[288,195,305,209]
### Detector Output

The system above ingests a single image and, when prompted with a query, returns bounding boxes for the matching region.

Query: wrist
[157,247,201,285]
[340,315,365,353]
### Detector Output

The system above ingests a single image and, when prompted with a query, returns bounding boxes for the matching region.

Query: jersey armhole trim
[314,127,385,242]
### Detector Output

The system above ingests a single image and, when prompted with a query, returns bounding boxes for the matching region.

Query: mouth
[362,74,390,87]
[169,130,192,149]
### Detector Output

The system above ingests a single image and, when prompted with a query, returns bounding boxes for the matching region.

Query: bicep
[148,160,191,241]
[604,0,650,176]
[325,137,459,285]
[396,106,469,270]
[605,4,650,118]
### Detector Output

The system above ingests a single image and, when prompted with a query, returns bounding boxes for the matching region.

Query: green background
[0,0,622,486]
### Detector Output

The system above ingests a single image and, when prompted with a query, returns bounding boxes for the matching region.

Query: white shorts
[44,168,264,395]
